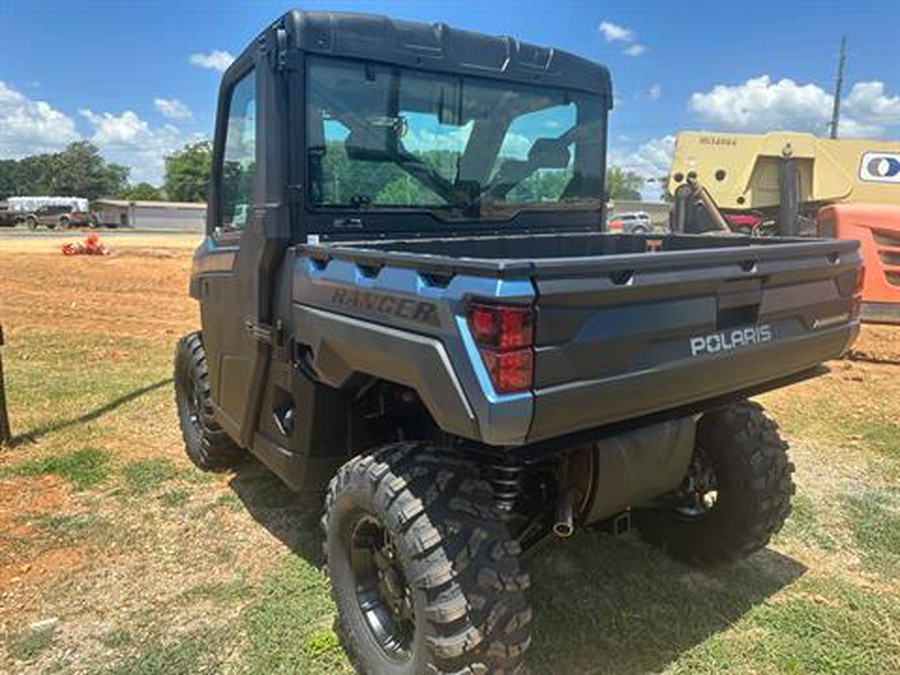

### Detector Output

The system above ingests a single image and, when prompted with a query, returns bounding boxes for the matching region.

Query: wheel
[173,331,243,471]
[323,443,532,674]
[635,400,794,566]
[631,225,649,234]
[26,216,37,231]
[58,216,70,230]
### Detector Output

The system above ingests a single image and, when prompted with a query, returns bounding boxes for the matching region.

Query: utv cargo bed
[288,232,861,446]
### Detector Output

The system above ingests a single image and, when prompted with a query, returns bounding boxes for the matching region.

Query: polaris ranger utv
[174,10,862,673]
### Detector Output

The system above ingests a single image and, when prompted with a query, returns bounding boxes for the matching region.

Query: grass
[159,488,190,508]
[122,458,178,496]
[1,447,111,490]
[669,577,900,674]
[2,269,900,674]
[99,629,134,650]
[780,493,837,551]
[841,489,900,579]
[25,512,111,546]
[854,422,900,461]
[102,633,223,675]
[241,556,351,674]
[6,629,55,662]
[181,578,253,604]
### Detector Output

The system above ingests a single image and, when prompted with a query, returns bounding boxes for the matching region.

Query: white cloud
[609,135,675,201]
[403,124,473,154]
[598,21,633,42]
[189,50,235,73]
[154,97,191,120]
[80,108,201,183]
[0,81,79,157]
[844,81,900,125]
[623,44,645,57]
[648,84,662,101]
[689,75,899,138]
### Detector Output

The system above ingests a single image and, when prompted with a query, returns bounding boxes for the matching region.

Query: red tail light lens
[480,348,534,393]
[467,303,533,349]
[467,302,534,394]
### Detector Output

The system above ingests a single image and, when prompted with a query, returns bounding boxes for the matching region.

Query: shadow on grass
[227,457,325,566]
[228,457,806,674]
[7,378,172,448]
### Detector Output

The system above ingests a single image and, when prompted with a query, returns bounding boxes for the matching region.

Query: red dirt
[0,249,198,342]
[0,476,80,591]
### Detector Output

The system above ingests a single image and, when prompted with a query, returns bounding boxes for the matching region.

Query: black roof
[280,10,612,103]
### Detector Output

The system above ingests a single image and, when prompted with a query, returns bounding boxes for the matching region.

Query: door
[199,32,293,448]
[198,63,260,442]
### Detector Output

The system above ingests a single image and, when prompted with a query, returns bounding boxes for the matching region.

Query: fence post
[0,325,10,445]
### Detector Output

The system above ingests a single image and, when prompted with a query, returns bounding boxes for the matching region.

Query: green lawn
[1,325,899,674]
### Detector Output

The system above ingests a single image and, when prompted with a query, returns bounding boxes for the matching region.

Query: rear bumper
[527,323,857,443]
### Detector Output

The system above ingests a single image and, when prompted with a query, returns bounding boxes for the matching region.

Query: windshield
[306,56,606,220]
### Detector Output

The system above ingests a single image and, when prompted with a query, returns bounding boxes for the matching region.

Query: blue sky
[1,0,898,193]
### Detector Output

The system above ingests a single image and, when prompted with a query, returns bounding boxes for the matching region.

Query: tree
[164,141,212,202]
[606,166,644,201]
[50,141,129,199]
[118,182,164,201]
[0,142,128,200]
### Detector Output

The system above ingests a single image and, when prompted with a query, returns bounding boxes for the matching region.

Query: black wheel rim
[674,445,719,519]
[349,513,415,660]
[178,365,202,436]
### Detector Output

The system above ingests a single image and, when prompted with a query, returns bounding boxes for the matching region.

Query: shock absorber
[486,461,525,513]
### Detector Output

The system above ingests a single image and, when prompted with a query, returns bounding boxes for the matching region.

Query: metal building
[91,200,207,231]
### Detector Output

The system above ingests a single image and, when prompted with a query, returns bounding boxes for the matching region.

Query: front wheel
[635,400,794,566]
[173,331,243,471]
[323,443,532,674]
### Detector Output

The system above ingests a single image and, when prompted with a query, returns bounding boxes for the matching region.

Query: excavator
[667,131,900,323]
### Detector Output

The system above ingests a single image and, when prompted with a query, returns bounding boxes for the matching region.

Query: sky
[1,0,899,198]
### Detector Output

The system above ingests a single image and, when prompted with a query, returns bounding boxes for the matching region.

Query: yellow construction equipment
[667,132,900,218]
[667,131,900,323]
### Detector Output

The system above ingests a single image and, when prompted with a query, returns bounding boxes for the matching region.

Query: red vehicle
[723,212,765,235]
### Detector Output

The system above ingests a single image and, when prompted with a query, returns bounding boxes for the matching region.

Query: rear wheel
[635,400,794,566]
[173,331,243,471]
[323,443,532,674]
[26,216,37,231]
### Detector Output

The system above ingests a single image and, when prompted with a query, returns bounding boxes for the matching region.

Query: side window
[220,70,256,232]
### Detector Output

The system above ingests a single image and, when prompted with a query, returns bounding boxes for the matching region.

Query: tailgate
[528,239,861,442]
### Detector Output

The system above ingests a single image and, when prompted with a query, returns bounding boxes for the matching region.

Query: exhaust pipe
[553,488,579,538]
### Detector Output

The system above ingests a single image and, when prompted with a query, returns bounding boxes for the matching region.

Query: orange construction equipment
[817,203,900,323]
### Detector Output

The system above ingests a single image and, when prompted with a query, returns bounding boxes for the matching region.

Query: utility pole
[829,36,847,139]
[0,325,11,445]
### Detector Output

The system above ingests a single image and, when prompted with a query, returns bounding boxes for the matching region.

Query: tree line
[0,140,212,203]
[0,139,648,204]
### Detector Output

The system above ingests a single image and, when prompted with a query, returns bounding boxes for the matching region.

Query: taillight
[467,302,534,394]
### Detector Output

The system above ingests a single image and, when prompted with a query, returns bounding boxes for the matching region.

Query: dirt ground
[0,231,898,673]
